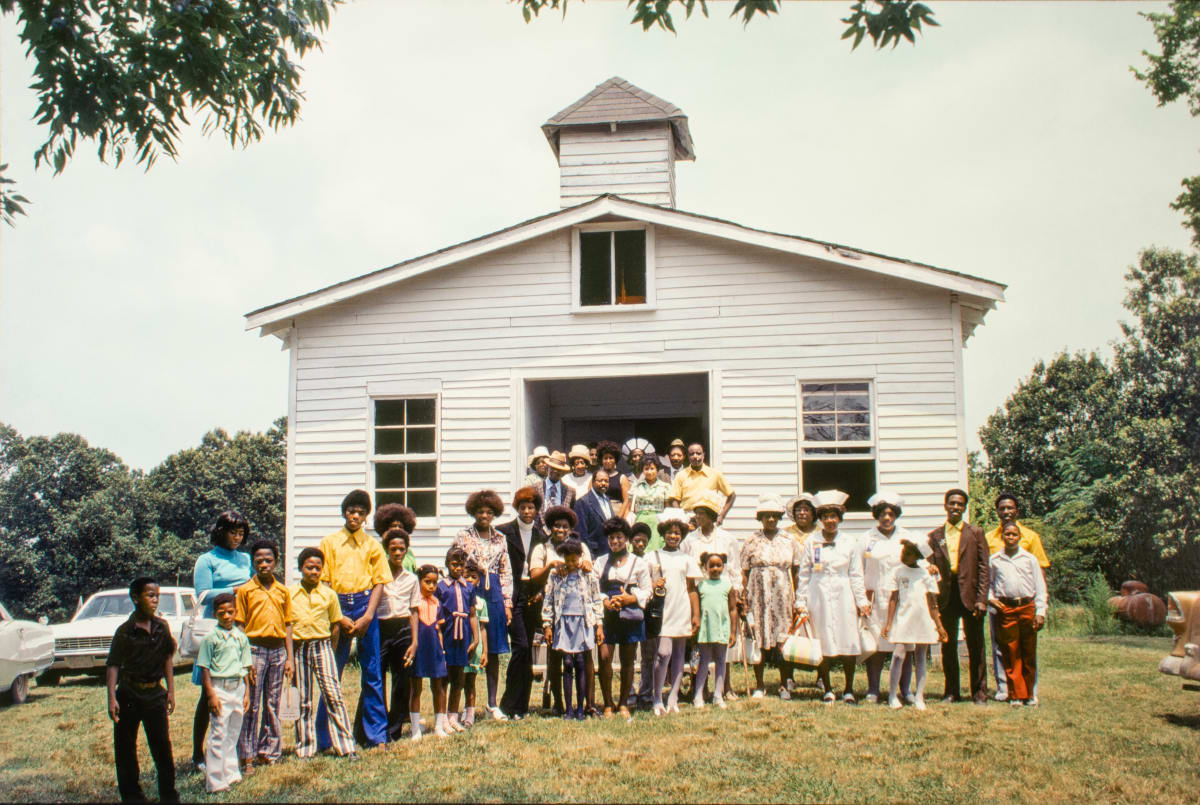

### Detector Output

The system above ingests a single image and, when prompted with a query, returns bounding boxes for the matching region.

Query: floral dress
[740,530,802,651]
[453,526,513,655]
[630,478,671,550]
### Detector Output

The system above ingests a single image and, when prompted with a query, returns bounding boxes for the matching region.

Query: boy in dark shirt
[105,577,179,803]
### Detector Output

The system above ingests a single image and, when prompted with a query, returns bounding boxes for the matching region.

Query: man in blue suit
[574,470,614,558]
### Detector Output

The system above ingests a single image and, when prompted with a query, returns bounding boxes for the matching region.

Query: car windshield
[76,593,178,619]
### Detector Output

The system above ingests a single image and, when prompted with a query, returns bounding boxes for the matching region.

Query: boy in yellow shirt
[316,489,392,749]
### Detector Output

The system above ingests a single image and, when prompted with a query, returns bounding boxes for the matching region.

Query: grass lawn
[1,635,1197,802]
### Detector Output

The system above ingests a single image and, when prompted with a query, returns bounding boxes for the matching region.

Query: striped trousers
[239,645,285,762]
[295,638,355,757]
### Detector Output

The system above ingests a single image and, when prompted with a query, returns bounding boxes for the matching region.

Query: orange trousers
[995,602,1037,701]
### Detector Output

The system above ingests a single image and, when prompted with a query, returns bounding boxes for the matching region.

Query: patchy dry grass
[1,636,1197,802]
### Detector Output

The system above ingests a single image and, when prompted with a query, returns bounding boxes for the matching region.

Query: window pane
[375,429,405,455]
[579,231,611,306]
[840,412,869,424]
[406,427,435,454]
[838,393,869,412]
[375,399,405,426]
[376,491,405,509]
[802,413,835,425]
[838,425,871,441]
[157,596,178,616]
[803,448,837,455]
[408,490,437,518]
[802,383,836,393]
[613,230,646,304]
[804,425,836,442]
[803,394,836,412]
[836,382,869,392]
[802,459,876,511]
[376,462,405,489]
[407,461,436,488]
[407,398,436,425]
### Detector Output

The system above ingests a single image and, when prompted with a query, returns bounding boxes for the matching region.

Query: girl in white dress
[860,491,932,703]
[880,541,947,710]
[647,509,701,715]
[795,490,869,704]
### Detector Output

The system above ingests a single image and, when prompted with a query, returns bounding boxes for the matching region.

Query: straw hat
[567,444,591,463]
[526,445,550,467]
[692,490,725,517]
[545,450,570,473]
[755,493,786,517]
[785,492,816,521]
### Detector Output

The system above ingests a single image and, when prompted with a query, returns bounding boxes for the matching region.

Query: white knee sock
[914,647,928,702]
[889,647,908,704]
[409,711,422,739]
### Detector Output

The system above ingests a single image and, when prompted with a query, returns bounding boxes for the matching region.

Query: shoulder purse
[616,556,644,622]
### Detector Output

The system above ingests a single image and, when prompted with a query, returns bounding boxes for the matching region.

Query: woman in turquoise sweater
[190,511,253,767]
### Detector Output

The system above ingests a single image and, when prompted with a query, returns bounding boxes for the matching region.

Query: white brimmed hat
[785,493,816,521]
[812,489,850,513]
[656,507,691,536]
[567,444,591,462]
[527,445,550,467]
[755,493,786,517]
[866,489,904,510]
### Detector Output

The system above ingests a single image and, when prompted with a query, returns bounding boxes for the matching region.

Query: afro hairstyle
[465,489,505,517]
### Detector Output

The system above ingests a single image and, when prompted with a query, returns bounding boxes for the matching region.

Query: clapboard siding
[283,223,970,573]
[559,123,674,207]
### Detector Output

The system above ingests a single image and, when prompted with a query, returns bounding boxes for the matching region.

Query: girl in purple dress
[404,565,448,740]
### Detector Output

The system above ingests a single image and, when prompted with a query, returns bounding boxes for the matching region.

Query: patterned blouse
[630,478,671,515]
[453,526,514,607]
[541,569,603,633]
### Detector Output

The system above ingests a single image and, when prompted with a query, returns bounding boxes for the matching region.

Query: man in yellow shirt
[985,493,1049,702]
[315,489,393,750]
[666,443,736,525]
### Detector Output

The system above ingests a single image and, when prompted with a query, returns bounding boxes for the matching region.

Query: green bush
[1083,573,1119,636]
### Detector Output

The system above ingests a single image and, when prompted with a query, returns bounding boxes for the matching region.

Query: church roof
[541,77,695,161]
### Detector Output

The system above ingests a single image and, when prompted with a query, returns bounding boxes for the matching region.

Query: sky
[1,1,1195,471]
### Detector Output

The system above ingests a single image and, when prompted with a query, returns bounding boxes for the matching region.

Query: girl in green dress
[692,552,739,709]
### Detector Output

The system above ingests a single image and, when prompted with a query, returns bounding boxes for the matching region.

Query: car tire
[37,670,61,686]
[7,674,30,705]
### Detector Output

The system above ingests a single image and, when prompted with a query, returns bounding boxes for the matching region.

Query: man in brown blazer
[927,488,990,704]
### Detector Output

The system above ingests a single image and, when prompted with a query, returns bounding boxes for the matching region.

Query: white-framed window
[571,222,656,311]
[799,381,876,511]
[371,396,438,519]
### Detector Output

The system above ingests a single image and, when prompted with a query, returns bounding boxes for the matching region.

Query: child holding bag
[880,540,947,710]
[692,553,738,709]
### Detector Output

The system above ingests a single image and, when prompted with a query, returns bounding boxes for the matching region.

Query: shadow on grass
[1158,712,1200,731]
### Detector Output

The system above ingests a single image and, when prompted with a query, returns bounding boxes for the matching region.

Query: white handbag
[780,615,823,667]
[179,614,216,660]
[857,615,881,661]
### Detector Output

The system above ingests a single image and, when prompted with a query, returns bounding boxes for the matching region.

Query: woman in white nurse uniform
[795,490,870,704]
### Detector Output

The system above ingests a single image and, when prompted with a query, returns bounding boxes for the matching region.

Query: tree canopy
[0,0,341,225]
[979,249,1200,595]
[0,418,285,621]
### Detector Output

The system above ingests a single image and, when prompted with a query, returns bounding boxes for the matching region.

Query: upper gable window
[572,223,655,311]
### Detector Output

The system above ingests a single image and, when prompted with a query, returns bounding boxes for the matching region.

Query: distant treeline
[0,418,286,622]
[973,247,1200,599]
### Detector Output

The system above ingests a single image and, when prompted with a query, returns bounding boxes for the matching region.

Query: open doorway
[524,373,709,474]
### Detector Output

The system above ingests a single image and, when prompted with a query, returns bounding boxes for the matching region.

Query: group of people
[102,438,1051,802]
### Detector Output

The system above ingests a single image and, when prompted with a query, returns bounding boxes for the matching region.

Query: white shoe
[865,693,878,704]
[914,697,927,711]
[693,698,705,709]
[785,679,796,692]
[668,702,680,713]
[903,694,916,705]
[822,691,836,704]
[751,689,765,699]
[410,732,422,742]
[653,704,666,716]
[715,698,727,709]
[434,727,450,738]
[889,696,902,709]
[994,692,1008,702]
[779,688,791,701]
[446,716,465,733]
[489,706,508,721]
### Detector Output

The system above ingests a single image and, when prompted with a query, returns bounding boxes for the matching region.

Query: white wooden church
[245,77,1006,570]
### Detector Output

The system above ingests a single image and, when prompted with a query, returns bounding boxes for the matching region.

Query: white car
[0,602,54,704]
[43,586,196,684]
